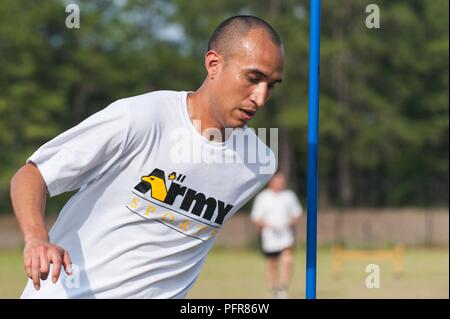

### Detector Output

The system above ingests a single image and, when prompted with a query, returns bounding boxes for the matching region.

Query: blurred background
[0,0,448,298]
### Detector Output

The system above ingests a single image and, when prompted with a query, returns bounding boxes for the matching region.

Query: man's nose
[250,84,270,108]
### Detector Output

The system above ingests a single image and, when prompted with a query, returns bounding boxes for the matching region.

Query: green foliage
[0,0,448,213]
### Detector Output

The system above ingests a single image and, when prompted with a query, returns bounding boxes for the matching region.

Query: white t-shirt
[250,189,302,253]
[21,90,276,299]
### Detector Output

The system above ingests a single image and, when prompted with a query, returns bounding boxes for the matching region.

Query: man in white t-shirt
[250,172,302,298]
[10,15,284,298]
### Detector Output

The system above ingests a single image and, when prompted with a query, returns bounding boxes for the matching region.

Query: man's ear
[204,50,222,79]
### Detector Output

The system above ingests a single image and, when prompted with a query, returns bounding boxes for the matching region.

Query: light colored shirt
[21,90,276,298]
[251,189,302,252]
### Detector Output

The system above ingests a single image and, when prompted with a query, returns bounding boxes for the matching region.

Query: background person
[251,172,302,298]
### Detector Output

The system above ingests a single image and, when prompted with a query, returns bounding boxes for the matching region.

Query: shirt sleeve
[26,100,129,197]
[289,190,303,218]
[250,192,265,222]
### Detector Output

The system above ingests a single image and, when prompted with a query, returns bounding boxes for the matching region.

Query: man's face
[210,29,284,129]
[269,173,287,192]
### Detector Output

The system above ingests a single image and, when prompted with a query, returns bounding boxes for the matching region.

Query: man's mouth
[239,108,256,120]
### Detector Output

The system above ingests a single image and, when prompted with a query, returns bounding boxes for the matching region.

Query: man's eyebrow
[246,68,283,83]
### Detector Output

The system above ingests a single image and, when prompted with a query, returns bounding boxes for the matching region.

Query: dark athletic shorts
[263,250,283,258]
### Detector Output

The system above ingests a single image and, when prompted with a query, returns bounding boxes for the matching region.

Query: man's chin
[227,123,246,130]
[221,116,248,132]
[229,118,248,129]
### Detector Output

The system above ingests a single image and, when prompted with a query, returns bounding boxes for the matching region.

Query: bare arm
[10,163,48,242]
[10,162,72,290]
[290,215,300,227]
[253,219,265,232]
[253,218,275,232]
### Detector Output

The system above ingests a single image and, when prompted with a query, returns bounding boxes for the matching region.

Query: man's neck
[186,86,231,143]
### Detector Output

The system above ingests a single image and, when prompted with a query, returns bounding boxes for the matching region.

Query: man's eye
[248,77,259,83]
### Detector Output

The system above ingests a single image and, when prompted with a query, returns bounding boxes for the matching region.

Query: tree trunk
[333,0,353,207]
[73,83,95,124]
[338,152,353,206]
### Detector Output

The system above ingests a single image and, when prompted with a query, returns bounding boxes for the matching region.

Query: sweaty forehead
[228,30,284,75]
[225,28,282,56]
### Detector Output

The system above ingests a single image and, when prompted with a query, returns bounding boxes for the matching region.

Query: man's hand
[255,219,276,232]
[23,238,72,290]
[290,215,300,227]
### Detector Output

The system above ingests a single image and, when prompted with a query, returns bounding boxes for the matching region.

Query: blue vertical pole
[306,0,321,299]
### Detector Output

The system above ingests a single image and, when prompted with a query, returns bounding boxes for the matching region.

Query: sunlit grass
[1,247,448,299]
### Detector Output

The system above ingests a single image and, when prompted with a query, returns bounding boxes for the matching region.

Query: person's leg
[278,247,294,298]
[265,255,280,298]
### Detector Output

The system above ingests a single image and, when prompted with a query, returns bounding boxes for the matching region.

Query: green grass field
[1,247,448,299]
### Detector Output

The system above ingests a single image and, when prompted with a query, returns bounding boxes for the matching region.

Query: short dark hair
[207,15,283,58]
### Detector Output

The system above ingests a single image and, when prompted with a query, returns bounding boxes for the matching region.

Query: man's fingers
[24,243,71,289]
[40,253,50,280]
[24,256,32,279]
[31,254,41,290]
[50,251,62,283]
[63,250,73,275]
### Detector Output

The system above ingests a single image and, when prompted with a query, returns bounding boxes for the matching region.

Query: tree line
[0,0,448,213]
